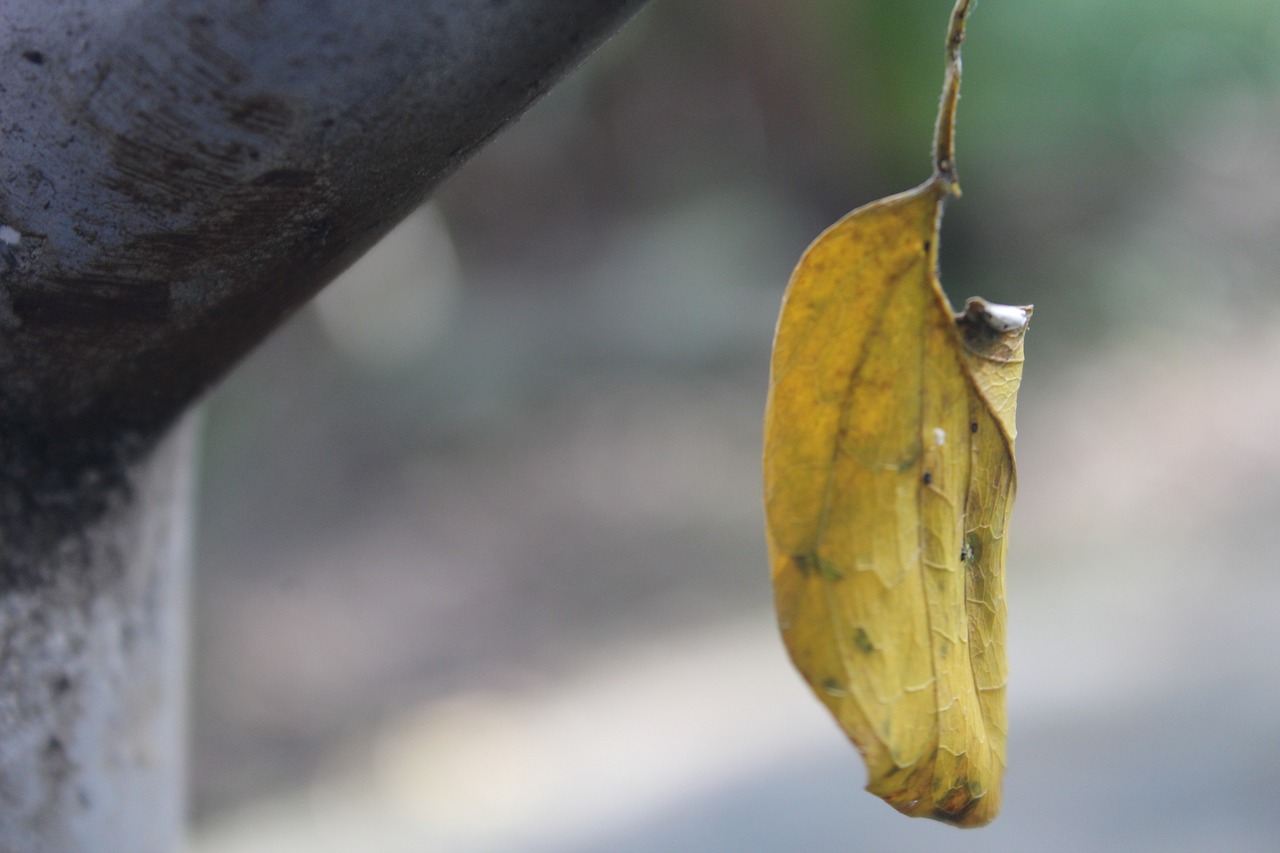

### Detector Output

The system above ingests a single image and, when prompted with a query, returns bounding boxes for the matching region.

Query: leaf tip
[961,298,1032,334]
[955,297,1031,364]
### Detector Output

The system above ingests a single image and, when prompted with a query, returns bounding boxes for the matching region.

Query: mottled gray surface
[0,416,195,853]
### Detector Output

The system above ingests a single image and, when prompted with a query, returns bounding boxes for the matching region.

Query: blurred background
[187,0,1280,850]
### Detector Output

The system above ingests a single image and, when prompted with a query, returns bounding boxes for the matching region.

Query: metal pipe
[0,1,646,847]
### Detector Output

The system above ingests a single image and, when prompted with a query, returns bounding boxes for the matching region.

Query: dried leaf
[762,0,1029,827]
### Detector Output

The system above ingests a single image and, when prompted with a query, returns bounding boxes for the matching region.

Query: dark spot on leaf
[922,471,933,486]
[792,553,812,576]
[965,531,983,565]
[852,627,874,653]
[817,558,844,582]
[970,421,979,433]
[22,50,44,65]
[933,786,983,824]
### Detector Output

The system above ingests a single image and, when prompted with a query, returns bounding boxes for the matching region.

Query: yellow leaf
[762,0,1029,827]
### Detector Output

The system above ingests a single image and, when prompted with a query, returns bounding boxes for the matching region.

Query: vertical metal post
[0,416,197,852]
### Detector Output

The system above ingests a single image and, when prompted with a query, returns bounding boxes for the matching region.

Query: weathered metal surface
[0,414,196,852]
[0,1,646,847]
[0,0,642,439]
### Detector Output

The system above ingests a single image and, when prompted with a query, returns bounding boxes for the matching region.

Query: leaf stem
[933,0,973,195]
